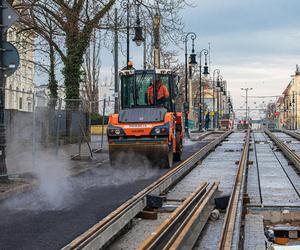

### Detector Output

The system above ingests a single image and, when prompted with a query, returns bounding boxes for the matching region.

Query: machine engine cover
[118,107,167,123]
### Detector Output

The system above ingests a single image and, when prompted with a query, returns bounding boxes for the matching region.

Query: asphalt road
[0,139,212,250]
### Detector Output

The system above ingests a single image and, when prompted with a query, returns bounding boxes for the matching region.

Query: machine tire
[109,154,116,166]
[159,143,173,168]
[173,132,183,161]
[108,147,118,167]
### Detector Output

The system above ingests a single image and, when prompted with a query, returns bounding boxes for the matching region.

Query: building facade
[280,66,300,129]
[271,65,300,129]
[5,24,35,112]
[35,84,66,109]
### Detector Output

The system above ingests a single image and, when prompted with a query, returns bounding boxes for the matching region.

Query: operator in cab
[147,79,169,106]
[147,79,154,105]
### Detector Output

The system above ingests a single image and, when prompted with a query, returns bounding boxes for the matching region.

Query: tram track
[251,132,263,205]
[62,130,233,250]
[265,129,300,174]
[263,130,300,199]
[247,130,300,208]
[218,129,250,250]
[139,182,219,250]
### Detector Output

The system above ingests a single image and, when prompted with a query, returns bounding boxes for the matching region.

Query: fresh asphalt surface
[0,138,212,250]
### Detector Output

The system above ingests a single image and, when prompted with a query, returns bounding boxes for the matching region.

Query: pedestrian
[205,112,210,130]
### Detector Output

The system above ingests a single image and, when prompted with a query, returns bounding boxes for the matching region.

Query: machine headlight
[107,125,124,137]
[151,123,169,136]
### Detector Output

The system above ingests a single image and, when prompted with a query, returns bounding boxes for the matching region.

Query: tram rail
[218,129,250,250]
[62,130,233,250]
[265,129,300,173]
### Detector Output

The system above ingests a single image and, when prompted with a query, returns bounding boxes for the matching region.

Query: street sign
[2,0,19,32]
[1,41,19,77]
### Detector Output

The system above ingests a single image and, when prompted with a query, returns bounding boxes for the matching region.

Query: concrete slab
[244,214,265,250]
[248,132,300,207]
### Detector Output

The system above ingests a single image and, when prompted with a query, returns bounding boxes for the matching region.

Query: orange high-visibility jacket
[157,83,169,100]
[147,85,154,104]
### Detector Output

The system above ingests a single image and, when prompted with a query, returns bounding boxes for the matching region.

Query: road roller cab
[107,69,184,168]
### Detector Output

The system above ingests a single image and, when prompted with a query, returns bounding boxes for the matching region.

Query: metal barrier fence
[2,87,110,177]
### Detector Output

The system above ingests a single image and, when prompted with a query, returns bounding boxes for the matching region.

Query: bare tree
[82,29,102,114]
[16,0,116,110]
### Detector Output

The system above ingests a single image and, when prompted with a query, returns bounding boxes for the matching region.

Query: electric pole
[0,0,6,180]
[241,87,253,121]
[114,8,119,113]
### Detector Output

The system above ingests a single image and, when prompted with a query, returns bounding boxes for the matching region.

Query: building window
[28,102,32,112]
[19,97,22,110]
[28,66,33,80]
[9,85,12,108]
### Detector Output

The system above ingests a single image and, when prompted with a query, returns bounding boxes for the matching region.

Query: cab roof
[119,68,174,76]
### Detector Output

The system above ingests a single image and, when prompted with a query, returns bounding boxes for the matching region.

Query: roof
[119,68,174,76]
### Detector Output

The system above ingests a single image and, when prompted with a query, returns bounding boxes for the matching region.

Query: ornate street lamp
[121,0,130,65]
[217,75,223,128]
[198,49,209,131]
[212,69,220,129]
[132,1,144,46]
[183,32,197,138]
[121,0,145,65]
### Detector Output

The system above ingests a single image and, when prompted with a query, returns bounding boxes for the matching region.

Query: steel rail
[252,132,263,205]
[264,131,300,198]
[218,129,250,250]
[281,128,300,141]
[165,182,219,250]
[265,129,300,173]
[139,182,218,250]
[138,182,209,250]
[62,130,233,250]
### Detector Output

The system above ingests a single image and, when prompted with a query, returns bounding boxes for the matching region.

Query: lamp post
[121,0,130,65]
[183,32,197,138]
[132,1,144,46]
[241,87,253,121]
[292,91,296,130]
[216,75,223,128]
[212,69,220,129]
[198,49,209,131]
[121,0,145,66]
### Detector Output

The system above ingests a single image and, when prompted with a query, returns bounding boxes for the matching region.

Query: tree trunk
[48,42,58,109]
[63,32,89,140]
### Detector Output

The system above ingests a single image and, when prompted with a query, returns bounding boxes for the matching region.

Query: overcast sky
[180,0,300,119]
[36,1,299,119]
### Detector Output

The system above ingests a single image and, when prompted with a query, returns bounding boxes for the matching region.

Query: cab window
[135,72,154,106]
[122,75,134,108]
[157,74,171,111]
